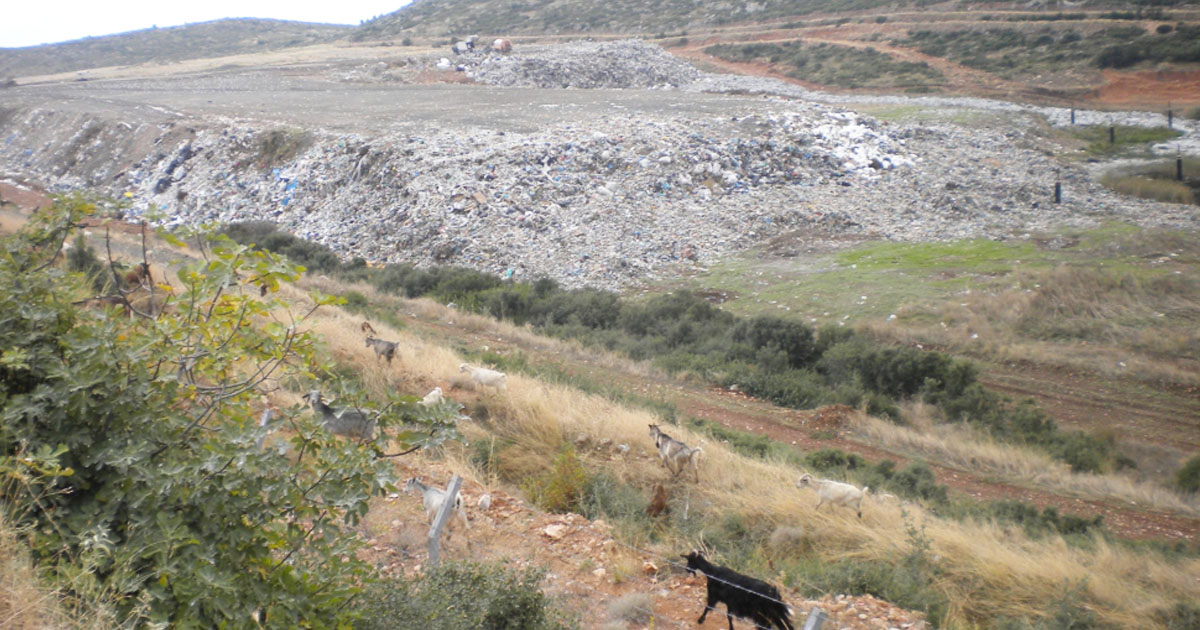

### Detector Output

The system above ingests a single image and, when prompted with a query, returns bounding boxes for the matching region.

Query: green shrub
[806,448,866,472]
[343,290,369,311]
[524,447,589,513]
[1156,602,1200,630]
[1177,455,1200,493]
[222,220,342,272]
[582,472,650,526]
[1,199,462,627]
[351,562,576,630]
[65,233,113,292]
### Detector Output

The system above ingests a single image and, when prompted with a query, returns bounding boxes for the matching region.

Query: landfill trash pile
[1,40,1197,292]
[687,73,1200,156]
[461,39,702,89]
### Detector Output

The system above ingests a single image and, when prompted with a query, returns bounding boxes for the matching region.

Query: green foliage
[222,220,341,272]
[896,26,1143,80]
[65,233,113,293]
[1176,455,1200,493]
[351,561,576,630]
[1,198,462,627]
[1156,602,1200,630]
[704,41,943,89]
[580,472,652,537]
[524,447,589,513]
[687,416,804,465]
[986,500,1104,538]
[1097,24,1200,68]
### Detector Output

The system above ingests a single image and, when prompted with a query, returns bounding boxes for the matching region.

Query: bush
[1177,455,1200,493]
[2,198,462,627]
[222,220,342,273]
[1156,602,1200,630]
[806,448,866,472]
[606,593,653,625]
[524,447,589,513]
[351,562,576,630]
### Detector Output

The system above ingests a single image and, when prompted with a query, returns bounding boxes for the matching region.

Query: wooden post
[1054,181,1062,204]
[1168,102,1173,129]
[803,607,830,630]
[1069,107,1075,125]
[426,474,462,568]
[1179,156,1185,182]
[1109,126,1115,145]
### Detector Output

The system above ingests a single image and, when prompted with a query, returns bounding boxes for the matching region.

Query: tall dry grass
[851,404,1200,516]
[289,291,1200,630]
[0,515,111,630]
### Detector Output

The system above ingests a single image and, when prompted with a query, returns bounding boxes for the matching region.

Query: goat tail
[862,485,870,495]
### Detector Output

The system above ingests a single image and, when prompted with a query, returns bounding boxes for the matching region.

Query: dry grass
[0,516,110,630]
[1100,173,1196,206]
[850,404,1200,517]
[0,517,55,630]
[866,263,1200,388]
[284,292,1200,630]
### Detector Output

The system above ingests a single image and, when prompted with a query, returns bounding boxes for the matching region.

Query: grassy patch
[1099,157,1200,206]
[1101,174,1195,205]
[1063,125,1183,157]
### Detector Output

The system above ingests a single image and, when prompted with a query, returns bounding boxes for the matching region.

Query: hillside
[0,18,350,79]
[1,188,1197,629]
[352,0,1200,105]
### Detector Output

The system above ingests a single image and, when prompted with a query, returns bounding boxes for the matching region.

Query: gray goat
[304,390,376,440]
[365,336,398,365]
[648,424,703,482]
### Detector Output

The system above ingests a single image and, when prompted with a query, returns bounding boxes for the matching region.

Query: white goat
[404,477,470,535]
[419,387,445,407]
[796,473,869,519]
[459,363,506,392]
[648,424,703,482]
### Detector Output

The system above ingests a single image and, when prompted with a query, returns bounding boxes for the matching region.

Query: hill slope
[352,0,899,40]
[0,18,350,79]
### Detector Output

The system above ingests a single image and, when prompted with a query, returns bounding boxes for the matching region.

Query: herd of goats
[295,319,872,630]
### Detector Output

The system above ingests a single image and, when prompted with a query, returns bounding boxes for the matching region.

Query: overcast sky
[1,1,410,48]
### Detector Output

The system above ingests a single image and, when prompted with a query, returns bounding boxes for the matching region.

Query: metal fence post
[803,607,830,630]
[427,474,462,568]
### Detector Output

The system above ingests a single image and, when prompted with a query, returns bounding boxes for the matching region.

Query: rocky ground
[1,39,1197,291]
[372,457,929,630]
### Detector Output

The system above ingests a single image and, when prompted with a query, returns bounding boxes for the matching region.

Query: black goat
[681,551,793,630]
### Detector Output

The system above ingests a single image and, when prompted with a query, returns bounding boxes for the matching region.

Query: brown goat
[361,321,378,336]
[646,483,670,518]
[74,295,132,318]
[123,262,151,290]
